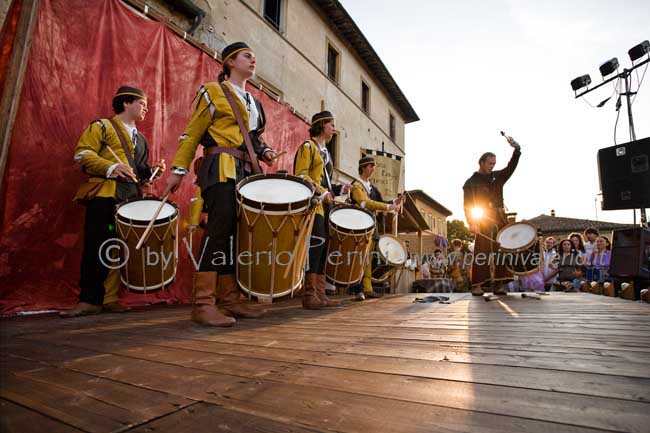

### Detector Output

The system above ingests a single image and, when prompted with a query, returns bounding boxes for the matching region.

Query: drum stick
[148,159,165,182]
[270,150,287,161]
[136,192,170,250]
[106,146,138,183]
[484,294,500,302]
[521,293,542,300]
[282,209,316,280]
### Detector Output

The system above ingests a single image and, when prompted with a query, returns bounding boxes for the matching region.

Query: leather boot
[302,273,322,310]
[471,285,484,296]
[191,272,235,327]
[493,283,508,295]
[316,274,340,307]
[219,274,264,319]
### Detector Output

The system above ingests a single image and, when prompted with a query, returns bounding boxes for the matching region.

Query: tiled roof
[524,214,635,233]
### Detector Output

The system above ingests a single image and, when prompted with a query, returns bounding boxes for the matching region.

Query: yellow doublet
[351,181,389,212]
[73,116,138,201]
[293,139,328,216]
[172,81,251,183]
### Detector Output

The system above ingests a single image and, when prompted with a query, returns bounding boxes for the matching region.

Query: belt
[203,146,247,160]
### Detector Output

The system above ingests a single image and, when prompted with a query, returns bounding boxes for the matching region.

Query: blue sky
[341,0,650,224]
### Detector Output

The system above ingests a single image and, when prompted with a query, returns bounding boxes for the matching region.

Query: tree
[446,219,473,244]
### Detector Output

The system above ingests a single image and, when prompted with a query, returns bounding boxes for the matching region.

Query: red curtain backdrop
[0,0,308,314]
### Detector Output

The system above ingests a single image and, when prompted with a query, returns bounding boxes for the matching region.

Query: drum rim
[115,197,179,225]
[497,221,538,252]
[328,204,376,234]
[236,172,315,211]
[377,234,408,266]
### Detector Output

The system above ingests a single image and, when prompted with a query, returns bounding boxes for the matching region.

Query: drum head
[330,207,374,231]
[377,236,407,266]
[117,199,177,224]
[239,178,312,204]
[497,222,537,251]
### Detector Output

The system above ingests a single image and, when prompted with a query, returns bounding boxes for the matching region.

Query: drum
[325,205,375,286]
[115,198,178,293]
[236,173,315,301]
[371,234,407,282]
[496,222,542,276]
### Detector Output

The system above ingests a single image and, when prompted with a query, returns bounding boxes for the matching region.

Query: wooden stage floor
[1,292,649,433]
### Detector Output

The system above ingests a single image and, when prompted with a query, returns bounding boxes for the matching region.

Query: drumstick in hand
[270,151,287,161]
[136,192,170,250]
[106,146,138,183]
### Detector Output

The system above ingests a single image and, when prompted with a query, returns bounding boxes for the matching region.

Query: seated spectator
[430,249,451,292]
[448,239,470,291]
[421,255,431,279]
[583,227,599,258]
[560,266,589,292]
[588,235,611,283]
[569,232,587,265]
[542,236,558,290]
[553,239,581,290]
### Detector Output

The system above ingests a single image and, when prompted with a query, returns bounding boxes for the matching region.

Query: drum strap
[220,83,262,175]
[108,118,142,198]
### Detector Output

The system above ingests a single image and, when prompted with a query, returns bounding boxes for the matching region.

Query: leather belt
[203,146,247,160]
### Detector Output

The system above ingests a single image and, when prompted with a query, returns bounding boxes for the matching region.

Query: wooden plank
[1,355,194,433]
[16,346,626,433]
[0,0,39,192]
[0,398,85,433]
[10,336,650,433]
[128,401,327,433]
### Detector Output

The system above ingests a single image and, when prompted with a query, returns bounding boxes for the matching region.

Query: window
[361,80,370,113]
[429,214,434,230]
[264,0,282,30]
[327,44,339,82]
[327,133,338,168]
[389,112,396,141]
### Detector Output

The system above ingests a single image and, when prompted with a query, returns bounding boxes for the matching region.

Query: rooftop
[525,213,635,233]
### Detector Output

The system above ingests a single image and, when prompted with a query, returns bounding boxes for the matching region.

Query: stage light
[470,207,484,220]
[599,57,619,77]
[570,74,592,91]
[629,40,650,62]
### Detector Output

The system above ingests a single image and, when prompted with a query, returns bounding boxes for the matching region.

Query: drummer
[165,42,277,327]
[61,86,165,318]
[463,135,521,296]
[293,111,350,309]
[350,156,399,301]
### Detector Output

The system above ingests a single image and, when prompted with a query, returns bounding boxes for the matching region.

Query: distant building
[525,213,635,240]
[399,189,452,255]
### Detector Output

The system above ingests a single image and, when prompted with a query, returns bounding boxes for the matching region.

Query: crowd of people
[416,227,612,293]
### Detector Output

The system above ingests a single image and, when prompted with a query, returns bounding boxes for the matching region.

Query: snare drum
[236,173,315,301]
[325,205,375,286]
[371,234,407,282]
[115,198,178,293]
[496,222,542,276]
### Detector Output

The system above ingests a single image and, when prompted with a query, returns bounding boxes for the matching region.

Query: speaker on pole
[597,137,650,210]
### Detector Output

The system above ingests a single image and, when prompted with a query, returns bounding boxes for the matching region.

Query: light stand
[574,56,650,226]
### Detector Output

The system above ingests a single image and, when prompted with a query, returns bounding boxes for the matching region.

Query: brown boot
[316,274,340,307]
[471,285,484,296]
[302,273,322,310]
[219,274,264,319]
[493,284,508,295]
[59,302,102,318]
[191,272,236,327]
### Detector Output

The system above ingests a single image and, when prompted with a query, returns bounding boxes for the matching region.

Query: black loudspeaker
[610,228,650,279]
[597,137,650,210]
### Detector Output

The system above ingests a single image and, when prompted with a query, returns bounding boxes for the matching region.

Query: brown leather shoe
[316,274,340,307]
[364,291,383,299]
[103,302,132,313]
[493,284,508,295]
[471,286,484,296]
[59,302,102,318]
[302,273,322,310]
[219,274,264,319]
[192,272,236,327]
